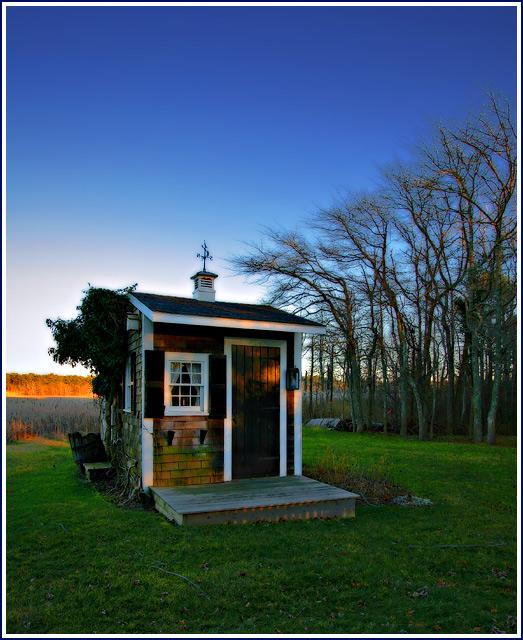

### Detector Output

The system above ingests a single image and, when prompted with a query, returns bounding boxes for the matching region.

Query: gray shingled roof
[131,292,323,328]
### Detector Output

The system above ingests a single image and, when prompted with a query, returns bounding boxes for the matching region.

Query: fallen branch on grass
[146,564,211,601]
[409,542,505,549]
[357,492,381,507]
[53,523,68,533]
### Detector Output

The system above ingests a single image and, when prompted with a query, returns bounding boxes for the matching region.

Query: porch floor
[150,476,359,526]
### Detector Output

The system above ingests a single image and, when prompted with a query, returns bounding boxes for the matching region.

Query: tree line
[233,93,517,443]
[6,373,95,397]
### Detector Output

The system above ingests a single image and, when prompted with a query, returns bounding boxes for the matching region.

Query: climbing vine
[46,285,136,398]
[46,285,138,495]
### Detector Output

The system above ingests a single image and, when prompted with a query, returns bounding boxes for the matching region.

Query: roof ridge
[135,291,281,308]
[131,291,323,327]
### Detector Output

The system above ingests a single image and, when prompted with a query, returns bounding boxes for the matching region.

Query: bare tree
[417,93,516,442]
[230,228,365,431]
[231,92,516,443]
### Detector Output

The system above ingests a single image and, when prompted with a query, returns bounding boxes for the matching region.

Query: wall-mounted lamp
[199,429,208,445]
[286,368,301,391]
[166,430,175,447]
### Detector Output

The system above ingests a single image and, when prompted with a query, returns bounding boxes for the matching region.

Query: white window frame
[164,352,209,416]
[124,354,133,413]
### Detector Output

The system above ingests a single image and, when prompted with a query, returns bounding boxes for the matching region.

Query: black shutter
[209,354,226,419]
[144,350,165,419]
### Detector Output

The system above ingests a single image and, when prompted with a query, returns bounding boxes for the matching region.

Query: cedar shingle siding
[152,324,224,486]
[152,324,295,487]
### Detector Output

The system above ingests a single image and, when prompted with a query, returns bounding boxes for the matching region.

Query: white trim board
[224,338,287,482]
[129,295,325,335]
[293,332,303,476]
[141,314,154,492]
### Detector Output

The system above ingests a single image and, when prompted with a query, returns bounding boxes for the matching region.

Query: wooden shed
[119,268,358,524]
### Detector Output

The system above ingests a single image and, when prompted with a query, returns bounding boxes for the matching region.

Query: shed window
[124,353,136,413]
[164,353,209,415]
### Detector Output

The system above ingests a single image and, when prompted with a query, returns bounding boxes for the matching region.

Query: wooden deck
[150,476,359,526]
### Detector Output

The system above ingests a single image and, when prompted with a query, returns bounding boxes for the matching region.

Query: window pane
[172,397,180,406]
[171,385,180,396]
[192,363,201,373]
[181,373,190,384]
[190,396,200,407]
[180,386,190,396]
[170,372,180,384]
[181,397,190,406]
[192,373,201,384]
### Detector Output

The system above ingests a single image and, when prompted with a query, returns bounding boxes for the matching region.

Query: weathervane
[197,241,213,272]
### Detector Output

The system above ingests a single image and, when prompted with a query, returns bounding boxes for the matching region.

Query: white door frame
[293,332,303,476]
[224,337,287,482]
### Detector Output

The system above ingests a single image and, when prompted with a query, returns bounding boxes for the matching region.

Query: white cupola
[192,241,217,301]
[191,270,218,302]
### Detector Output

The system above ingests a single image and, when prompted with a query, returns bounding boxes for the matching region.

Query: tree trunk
[319,336,325,396]
[429,340,438,439]
[399,342,409,437]
[346,356,355,430]
[382,347,388,435]
[367,328,378,429]
[408,376,427,440]
[309,342,314,416]
[470,329,483,442]
[349,348,364,433]
[442,312,455,435]
[329,345,335,406]
[486,238,503,445]
[341,353,347,420]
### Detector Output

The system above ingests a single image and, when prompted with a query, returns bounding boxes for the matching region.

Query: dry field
[5,397,101,441]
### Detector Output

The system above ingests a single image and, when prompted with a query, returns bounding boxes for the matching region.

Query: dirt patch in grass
[303,446,409,506]
[304,465,405,505]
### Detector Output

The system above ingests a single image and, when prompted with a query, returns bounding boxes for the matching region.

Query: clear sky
[3,2,518,376]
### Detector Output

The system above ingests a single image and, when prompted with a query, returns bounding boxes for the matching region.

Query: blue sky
[3,2,518,375]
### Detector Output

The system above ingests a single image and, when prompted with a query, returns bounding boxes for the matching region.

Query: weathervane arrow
[197,241,213,271]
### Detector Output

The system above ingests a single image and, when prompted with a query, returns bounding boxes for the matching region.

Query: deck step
[150,476,359,526]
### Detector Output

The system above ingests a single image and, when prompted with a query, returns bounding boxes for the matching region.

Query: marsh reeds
[6,397,101,442]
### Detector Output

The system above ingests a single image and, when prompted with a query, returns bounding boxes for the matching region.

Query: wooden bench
[83,462,112,482]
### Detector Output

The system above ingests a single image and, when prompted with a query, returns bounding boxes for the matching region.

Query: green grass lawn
[5,430,518,635]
